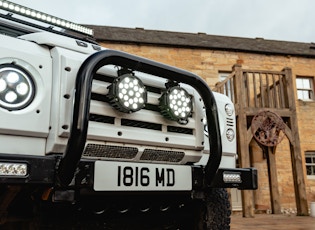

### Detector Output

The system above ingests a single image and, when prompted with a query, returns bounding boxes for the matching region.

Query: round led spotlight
[0,65,35,110]
[107,74,147,113]
[226,128,235,141]
[225,103,234,116]
[159,86,193,124]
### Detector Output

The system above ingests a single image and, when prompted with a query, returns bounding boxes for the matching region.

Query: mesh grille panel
[140,149,185,162]
[83,144,185,163]
[83,144,138,159]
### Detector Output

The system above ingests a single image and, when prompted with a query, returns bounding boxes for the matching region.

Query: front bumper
[0,153,56,184]
[0,154,257,191]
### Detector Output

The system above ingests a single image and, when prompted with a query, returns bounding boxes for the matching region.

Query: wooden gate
[213,64,308,217]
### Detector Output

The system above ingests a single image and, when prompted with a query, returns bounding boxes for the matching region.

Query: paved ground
[231,214,315,230]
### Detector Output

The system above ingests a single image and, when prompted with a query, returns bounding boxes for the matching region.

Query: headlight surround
[0,65,35,110]
[225,103,234,116]
[107,73,147,113]
[159,86,193,124]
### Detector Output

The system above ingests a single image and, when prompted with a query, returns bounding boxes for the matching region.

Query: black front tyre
[194,188,231,230]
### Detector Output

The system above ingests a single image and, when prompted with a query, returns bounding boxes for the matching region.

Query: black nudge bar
[57,50,222,187]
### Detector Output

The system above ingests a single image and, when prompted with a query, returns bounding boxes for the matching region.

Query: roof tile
[86,25,315,57]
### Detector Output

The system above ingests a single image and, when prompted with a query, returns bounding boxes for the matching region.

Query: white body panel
[0,134,46,156]
[198,92,237,168]
[45,42,205,164]
[0,31,236,169]
[0,34,52,155]
[19,32,102,55]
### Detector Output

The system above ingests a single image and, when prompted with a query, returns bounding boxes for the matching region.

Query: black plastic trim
[57,49,222,186]
[210,168,258,190]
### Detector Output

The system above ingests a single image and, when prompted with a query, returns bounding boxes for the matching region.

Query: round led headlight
[225,103,234,116]
[159,86,193,124]
[107,74,147,113]
[0,65,35,110]
[226,128,235,141]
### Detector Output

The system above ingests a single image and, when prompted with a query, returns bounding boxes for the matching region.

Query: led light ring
[159,86,193,124]
[0,64,35,110]
[107,74,147,113]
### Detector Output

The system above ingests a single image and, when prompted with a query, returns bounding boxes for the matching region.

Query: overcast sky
[8,0,315,43]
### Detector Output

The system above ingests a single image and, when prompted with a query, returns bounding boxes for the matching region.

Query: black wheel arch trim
[56,49,222,186]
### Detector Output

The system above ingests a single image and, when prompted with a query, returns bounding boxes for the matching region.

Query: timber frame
[213,64,308,217]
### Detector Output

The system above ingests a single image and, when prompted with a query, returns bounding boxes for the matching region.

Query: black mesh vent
[93,73,115,83]
[145,85,162,94]
[83,144,138,159]
[226,118,234,127]
[167,126,193,135]
[144,103,160,112]
[140,149,185,162]
[91,93,110,103]
[90,113,115,124]
[121,119,162,131]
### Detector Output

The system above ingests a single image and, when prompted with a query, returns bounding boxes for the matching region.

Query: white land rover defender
[0,1,257,229]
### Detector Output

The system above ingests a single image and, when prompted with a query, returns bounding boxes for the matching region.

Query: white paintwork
[200,92,237,168]
[0,28,236,169]
[19,32,102,55]
[213,92,237,155]
[45,45,205,161]
[0,134,46,156]
[0,34,52,155]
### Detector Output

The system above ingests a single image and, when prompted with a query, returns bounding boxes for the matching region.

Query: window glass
[305,152,315,177]
[296,77,314,100]
[296,78,303,88]
[219,72,232,99]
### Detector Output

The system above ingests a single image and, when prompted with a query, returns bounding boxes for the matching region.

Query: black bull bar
[57,49,222,187]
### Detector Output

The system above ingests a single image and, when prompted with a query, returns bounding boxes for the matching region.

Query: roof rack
[0,0,93,37]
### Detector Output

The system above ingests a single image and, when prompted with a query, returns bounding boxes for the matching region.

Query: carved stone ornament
[251,110,286,147]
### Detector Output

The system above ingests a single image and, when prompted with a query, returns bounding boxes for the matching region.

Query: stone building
[88,25,315,215]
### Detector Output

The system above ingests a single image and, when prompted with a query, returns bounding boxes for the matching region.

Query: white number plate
[94,161,192,191]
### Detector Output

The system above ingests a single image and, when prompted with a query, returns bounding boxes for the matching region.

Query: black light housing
[0,0,94,36]
[159,85,193,124]
[107,73,147,113]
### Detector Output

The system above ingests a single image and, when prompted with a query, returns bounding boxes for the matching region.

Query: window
[296,77,314,100]
[305,152,315,178]
[219,72,233,99]
[219,72,230,82]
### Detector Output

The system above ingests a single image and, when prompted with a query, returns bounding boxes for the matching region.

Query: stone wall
[99,41,315,211]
